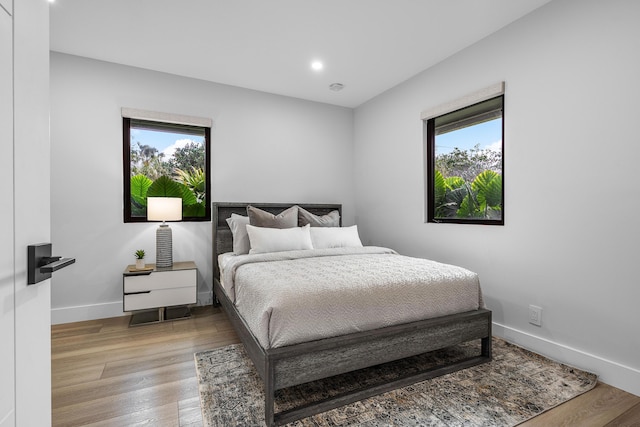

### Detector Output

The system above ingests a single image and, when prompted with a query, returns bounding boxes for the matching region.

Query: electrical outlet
[529,305,542,326]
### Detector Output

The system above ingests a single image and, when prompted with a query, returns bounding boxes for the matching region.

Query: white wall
[353,0,640,396]
[50,52,354,323]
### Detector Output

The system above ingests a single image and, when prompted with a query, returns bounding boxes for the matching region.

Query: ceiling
[49,0,553,108]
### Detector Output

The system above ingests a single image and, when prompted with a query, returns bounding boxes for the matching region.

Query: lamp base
[156,224,173,268]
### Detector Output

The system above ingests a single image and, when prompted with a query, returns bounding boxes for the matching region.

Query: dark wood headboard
[212,202,342,280]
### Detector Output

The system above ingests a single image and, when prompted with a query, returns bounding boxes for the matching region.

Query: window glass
[426,96,503,224]
[123,118,211,222]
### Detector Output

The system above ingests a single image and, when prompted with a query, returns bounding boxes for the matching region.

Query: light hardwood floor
[52,306,640,426]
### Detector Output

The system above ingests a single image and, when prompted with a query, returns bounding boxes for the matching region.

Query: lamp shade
[147,197,182,221]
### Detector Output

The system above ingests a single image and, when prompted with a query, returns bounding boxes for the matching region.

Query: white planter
[135,259,145,269]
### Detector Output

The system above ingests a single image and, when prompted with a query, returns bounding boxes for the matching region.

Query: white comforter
[220,247,484,349]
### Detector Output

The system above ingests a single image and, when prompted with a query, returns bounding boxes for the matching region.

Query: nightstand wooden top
[124,261,196,275]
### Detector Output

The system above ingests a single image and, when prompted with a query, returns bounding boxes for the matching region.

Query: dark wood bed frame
[212,202,492,426]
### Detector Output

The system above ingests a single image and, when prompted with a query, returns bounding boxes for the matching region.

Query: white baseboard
[51,301,126,325]
[493,322,640,397]
[51,293,215,325]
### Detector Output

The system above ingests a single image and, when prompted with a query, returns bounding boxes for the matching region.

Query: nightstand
[123,261,197,326]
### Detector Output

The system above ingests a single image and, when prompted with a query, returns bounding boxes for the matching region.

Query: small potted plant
[134,249,146,269]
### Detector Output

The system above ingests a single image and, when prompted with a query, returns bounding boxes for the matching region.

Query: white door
[1,0,51,426]
[0,5,15,426]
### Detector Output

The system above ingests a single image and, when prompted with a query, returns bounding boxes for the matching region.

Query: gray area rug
[195,338,597,426]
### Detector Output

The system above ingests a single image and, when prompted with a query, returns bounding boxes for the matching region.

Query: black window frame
[123,117,211,223]
[425,95,504,225]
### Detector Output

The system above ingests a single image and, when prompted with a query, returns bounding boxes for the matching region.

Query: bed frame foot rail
[269,354,489,426]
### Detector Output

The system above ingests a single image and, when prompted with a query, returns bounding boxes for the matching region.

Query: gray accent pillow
[247,205,298,228]
[298,206,340,227]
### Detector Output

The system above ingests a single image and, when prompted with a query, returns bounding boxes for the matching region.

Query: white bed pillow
[310,225,363,249]
[246,224,313,254]
[225,214,251,254]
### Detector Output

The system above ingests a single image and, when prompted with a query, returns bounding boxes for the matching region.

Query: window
[424,86,504,225]
[123,112,211,223]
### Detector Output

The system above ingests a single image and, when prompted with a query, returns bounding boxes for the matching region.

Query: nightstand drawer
[122,261,198,324]
[124,269,196,293]
[124,287,196,311]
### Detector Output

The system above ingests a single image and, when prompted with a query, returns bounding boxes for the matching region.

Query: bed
[212,202,492,426]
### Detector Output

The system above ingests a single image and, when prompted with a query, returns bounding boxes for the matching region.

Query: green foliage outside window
[129,142,206,217]
[434,145,502,220]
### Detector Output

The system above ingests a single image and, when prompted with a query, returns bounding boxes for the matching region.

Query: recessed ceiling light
[311,61,323,71]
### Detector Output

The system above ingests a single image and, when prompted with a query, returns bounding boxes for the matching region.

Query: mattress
[219,247,484,349]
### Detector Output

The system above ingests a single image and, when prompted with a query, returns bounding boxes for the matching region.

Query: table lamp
[147,197,182,268]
